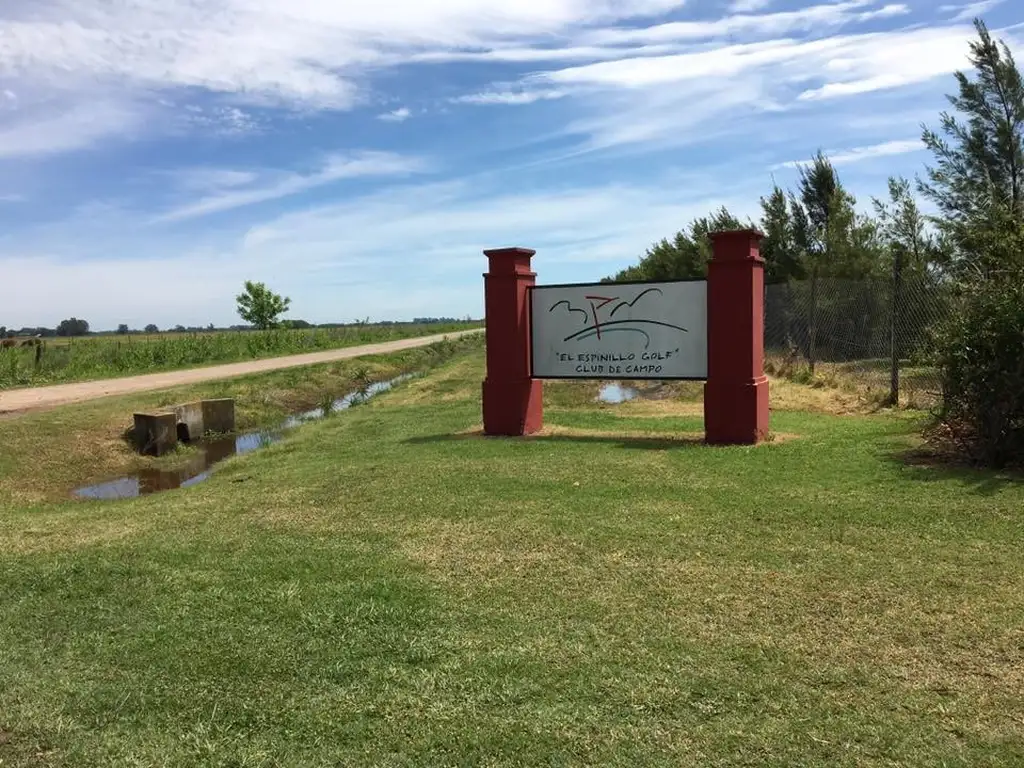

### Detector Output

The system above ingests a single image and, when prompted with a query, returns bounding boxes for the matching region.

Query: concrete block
[133,412,178,456]
[172,402,205,442]
[201,399,236,435]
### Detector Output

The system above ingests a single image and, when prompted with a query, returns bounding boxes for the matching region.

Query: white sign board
[530,280,708,379]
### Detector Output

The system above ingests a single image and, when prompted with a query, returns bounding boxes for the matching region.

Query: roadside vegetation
[0,321,480,390]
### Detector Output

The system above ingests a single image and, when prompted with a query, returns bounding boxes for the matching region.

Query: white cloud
[730,0,773,12]
[164,168,260,193]
[0,0,691,112]
[939,0,1005,23]
[153,152,430,223]
[408,43,681,64]
[177,105,262,136]
[773,138,924,169]
[0,194,26,203]
[0,100,144,159]
[453,22,986,154]
[378,107,412,122]
[454,89,567,105]
[578,1,908,46]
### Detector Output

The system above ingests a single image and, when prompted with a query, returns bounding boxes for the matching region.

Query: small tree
[236,281,291,330]
[117,323,130,335]
[144,324,159,334]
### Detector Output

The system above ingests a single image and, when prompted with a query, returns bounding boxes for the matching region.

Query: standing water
[597,382,639,404]
[74,376,413,500]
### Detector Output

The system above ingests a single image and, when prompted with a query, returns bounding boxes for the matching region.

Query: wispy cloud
[0,100,145,159]
[0,0,692,112]
[154,152,430,223]
[730,0,774,12]
[454,23,983,154]
[939,0,1005,23]
[773,138,924,169]
[378,107,412,122]
[0,194,26,203]
[579,1,909,46]
[453,89,567,106]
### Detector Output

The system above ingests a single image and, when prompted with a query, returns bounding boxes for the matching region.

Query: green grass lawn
[1,352,1022,766]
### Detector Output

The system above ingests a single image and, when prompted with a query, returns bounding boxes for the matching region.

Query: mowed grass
[0,322,480,389]
[1,352,1022,766]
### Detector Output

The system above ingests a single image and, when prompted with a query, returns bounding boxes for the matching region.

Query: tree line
[607,19,1024,467]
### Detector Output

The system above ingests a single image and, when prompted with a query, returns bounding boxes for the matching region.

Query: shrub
[934,278,1024,468]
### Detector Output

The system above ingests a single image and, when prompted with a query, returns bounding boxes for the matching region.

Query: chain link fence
[765,272,954,408]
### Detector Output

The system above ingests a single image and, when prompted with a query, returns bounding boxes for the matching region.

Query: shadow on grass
[406,428,793,452]
[406,430,707,452]
[890,446,1023,496]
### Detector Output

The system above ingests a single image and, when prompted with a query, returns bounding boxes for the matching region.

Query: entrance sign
[481,230,769,444]
[530,281,708,380]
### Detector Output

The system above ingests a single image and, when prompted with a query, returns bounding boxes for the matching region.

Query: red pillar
[704,230,770,445]
[482,247,543,436]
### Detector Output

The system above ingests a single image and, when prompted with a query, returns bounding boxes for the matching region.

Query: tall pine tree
[920,18,1024,279]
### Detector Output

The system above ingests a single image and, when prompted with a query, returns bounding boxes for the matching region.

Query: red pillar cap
[709,228,764,242]
[709,229,764,262]
[483,247,537,258]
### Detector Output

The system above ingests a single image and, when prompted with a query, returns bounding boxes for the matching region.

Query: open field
[0,322,480,390]
[1,350,1022,766]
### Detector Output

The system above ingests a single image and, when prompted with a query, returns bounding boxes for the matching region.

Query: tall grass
[0,323,478,389]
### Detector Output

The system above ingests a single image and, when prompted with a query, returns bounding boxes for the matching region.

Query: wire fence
[765,272,954,408]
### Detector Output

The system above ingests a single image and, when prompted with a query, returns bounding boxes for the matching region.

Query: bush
[934,278,1024,468]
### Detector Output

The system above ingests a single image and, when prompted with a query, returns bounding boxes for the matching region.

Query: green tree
[117,323,130,335]
[144,324,159,334]
[605,207,744,282]
[759,185,804,285]
[921,19,1024,466]
[792,152,860,370]
[872,177,943,404]
[920,18,1024,279]
[236,281,291,330]
[56,318,89,337]
[759,186,807,355]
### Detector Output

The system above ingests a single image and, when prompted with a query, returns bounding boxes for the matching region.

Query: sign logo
[548,287,690,349]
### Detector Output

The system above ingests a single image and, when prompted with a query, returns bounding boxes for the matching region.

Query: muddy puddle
[74,376,412,501]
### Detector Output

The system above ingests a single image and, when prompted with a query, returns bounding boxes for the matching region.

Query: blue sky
[0,0,1021,330]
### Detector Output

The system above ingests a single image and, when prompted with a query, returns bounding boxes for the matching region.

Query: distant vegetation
[0,321,481,389]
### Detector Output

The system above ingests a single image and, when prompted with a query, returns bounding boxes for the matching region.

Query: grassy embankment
[0,322,480,389]
[1,347,1022,766]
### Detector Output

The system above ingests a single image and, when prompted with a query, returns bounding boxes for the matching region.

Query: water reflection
[74,376,411,501]
[597,382,639,404]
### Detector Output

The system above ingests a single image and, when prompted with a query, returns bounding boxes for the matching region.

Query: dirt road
[0,329,482,416]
